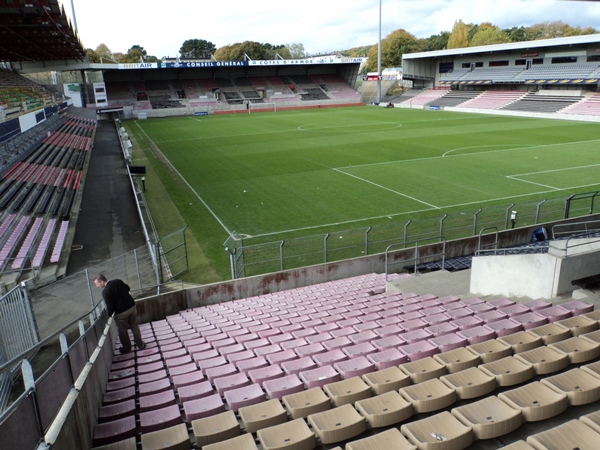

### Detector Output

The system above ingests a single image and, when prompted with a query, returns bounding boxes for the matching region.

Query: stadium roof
[0,0,85,62]
[403,33,600,60]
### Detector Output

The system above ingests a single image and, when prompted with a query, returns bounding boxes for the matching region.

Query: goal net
[248,102,276,113]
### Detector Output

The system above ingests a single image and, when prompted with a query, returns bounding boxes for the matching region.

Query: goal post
[248,102,276,114]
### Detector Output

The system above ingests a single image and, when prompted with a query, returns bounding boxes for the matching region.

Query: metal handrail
[385,236,446,279]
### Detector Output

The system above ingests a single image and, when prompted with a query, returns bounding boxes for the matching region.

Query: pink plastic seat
[401,328,433,343]
[139,404,182,433]
[466,303,495,314]
[168,362,197,377]
[281,356,317,376]
[281,337,308,351]
[353,321,379,332]
[138,389,177,413]
[373,324,403,338]
[138,368,168,384]
[224,383,266,412]
[511,312,548,330]
[236,356,269,374]
[450,316,484,331]
[560,300,594,316]
[249,364,285,386]
[294,342,326,358]
[376,315,402,326]
[266,349,298,365]
[103,386,136,406]
[445,308,474,320]
[178,380,214,403]
[456,325,496,345]
[322,336,352,351]
[367,348,409,370]
[476,310,508,324]
[183,393,226,421]
[537,305,572,322]
[93,416,136,447]
[299,365,341,389]
[523,299,552,311]
[172,370,204,390]
[214,372,251,396]
[97,399,136,424]
[138,378,172,396]
[226,349,255,365]
[485,318,523,337]
[254,343,283,357]
[372,335,406,351]
[268,332,294,345]
[498,304,530,317]
[105,377,135,392]
[490,298,515,308]
[428,332,468,352]
[330,327,357,338]
[264,374,305,399]
[198,356,227,374]
[342,342,377,358]
[401,341,439,361]
[348,330,378,344]
[334,356,376,379]
[400,318,428,331]
[313,349,348,367]
[424,322,457,338]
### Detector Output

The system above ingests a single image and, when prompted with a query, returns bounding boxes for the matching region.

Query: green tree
[85,48,100,63]
[365,29,416,72]
[504,26,531,42]
[179,39,216,59]
[470,24,511,46]
[125,44,146,62]
[214,45,233,60]
[447,20,469,49]
[95,43,115,63]
[286,43,306,58]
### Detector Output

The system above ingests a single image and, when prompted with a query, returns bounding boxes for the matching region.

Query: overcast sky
[65,0,600,58]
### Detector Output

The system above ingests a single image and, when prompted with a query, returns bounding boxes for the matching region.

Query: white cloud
[64,0,600,57]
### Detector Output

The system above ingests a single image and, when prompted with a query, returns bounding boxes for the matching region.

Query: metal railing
[385,237,446,280]
[226,194,575,279]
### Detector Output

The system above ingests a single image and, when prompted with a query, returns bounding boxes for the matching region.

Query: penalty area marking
[506,163,600,191]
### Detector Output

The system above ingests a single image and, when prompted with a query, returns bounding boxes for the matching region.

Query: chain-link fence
[225,192,598,279]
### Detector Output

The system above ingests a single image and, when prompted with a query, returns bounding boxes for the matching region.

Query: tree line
[85,20,597,71]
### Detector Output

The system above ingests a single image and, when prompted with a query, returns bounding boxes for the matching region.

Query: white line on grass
[134,121,233,236]
[506,163,600,191]
[251,181,600,238]
[505,176,560,190]
[336,138,600,170]
[297,121,401,131]
[332,168,440,209]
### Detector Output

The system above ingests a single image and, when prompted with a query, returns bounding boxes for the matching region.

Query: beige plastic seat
[497,441,536,450]
[256,418,316,450]
[399,357,447,384]
[354,390,413,428]
[467,340,512,363]
[345,427,417,450]
[497,331,543,353]
[527,322,571,345]
[399,378,457,413]
[401,411,474,450]
[202,433,259,450]
[549,336,600,364]
[140,423,190,450]
[581,328,600,344]
[541,368,600,405]
[526,419,600,450]
[362,366,410,395]
[556,315,598,336]
[498,381,568,422]
[433,347,480,373]
[307,403,366,445]
[581,360,600,379]
[282,387,331,420]
[451,395,522,440]
[323,376,371,407]
[239,399,288,433]
[440,367,497,400]
[513,346,569,375]
[580,410,600,434]
[191,410,240,448]
[478,356,534,387]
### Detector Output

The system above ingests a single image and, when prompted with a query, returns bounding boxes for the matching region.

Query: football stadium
[3,1,600,449]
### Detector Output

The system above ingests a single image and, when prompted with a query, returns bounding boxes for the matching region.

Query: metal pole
[377,0,382,104]
[85,268,95,313]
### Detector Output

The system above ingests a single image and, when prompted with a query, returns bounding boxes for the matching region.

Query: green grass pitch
[126,107,600,282]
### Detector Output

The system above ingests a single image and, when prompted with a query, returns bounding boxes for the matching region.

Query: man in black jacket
[94,274,146,353]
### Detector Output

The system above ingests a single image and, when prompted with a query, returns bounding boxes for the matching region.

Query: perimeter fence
[225,191,599,279]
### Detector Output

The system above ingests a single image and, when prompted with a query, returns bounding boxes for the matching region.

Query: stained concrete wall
[470,237,600,298]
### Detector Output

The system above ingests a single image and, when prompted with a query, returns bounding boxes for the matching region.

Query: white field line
[250,180,600,238]
[506,163,600,191]
[332,168,440,209]
[134,121,233,236]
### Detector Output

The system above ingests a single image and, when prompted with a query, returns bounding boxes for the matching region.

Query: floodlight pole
[70,0,78,33]
[376,0,382,104]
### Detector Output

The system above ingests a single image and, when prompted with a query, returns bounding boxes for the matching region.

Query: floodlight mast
[376,0,382,103]
[70,0,78,33]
